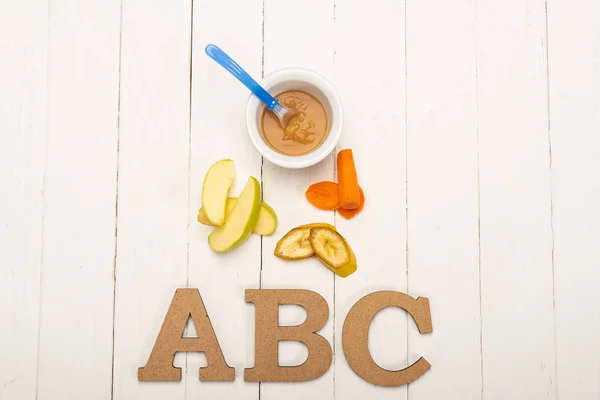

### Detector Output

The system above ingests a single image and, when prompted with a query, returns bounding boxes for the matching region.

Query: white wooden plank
[405,0,482,398]
[332,1,408,399]
[34,0,120,398]
[112,0,191,398]
[476,0,557,398]
[0,1,48,398]
[547,0,600,398]
[261,0,335,399]
[186,0,262,398]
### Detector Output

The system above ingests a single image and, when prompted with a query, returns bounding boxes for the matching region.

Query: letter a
[138,288,234,382]
[244,289,332,382]
[342,291,433,386]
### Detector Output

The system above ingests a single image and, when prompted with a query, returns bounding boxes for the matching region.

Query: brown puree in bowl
[260,90,328,156]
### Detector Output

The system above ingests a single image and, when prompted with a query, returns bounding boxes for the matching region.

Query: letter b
[244,289,333,382]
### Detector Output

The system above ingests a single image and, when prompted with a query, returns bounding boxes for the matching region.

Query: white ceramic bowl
[245,67,343,169]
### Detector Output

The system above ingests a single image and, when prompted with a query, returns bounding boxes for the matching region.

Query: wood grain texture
[0,0,48,398]
[261,1,335,399]
[476,0,557,398]
[112,0,191,398]
[332,0,408,399]
[547,0,600,398]
[2,0,600,398]
[187,0,263,398]
[35,1,121,398]
[406,0,482,398]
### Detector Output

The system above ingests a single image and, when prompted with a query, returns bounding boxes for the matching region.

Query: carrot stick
[338,186,365,219]
[306,181,340,210]
[337,149,361,209]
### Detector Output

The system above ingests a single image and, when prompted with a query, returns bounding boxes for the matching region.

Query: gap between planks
[473,0,484,398]
[184,0,196,395]
[259,0,265,398]
[110,0,125,398]
[543,0,559,396]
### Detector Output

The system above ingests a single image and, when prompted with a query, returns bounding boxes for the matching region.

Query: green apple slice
[198,198,237,226]
[201,159,235,226]
[254,202,277,236]
[198,198,277,236]
[208,176,261,252]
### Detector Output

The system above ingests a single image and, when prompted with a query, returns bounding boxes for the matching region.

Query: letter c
[342,291,433,386]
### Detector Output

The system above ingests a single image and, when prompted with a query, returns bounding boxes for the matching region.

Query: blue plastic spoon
[205,43,298,129]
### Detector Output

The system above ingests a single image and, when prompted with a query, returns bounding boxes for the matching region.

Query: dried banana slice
[308,227,351,268]
[309,227,357,277]
[274,223,336,260]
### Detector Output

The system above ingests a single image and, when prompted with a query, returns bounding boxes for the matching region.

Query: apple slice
[254,202,277,236]
[208,176,261,252]
[202,159,235,226]
[198,199,277,236]
[198,198,237,226]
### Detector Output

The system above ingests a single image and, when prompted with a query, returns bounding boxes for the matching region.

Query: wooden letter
[138,288,234,382]
[342,291,433,387]
[244,289,332,382]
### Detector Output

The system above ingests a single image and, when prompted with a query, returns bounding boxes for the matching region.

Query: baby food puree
[261,90,328,156]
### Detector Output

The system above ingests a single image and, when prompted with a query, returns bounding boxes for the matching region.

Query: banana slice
[308,226,357,277]
[308,227,351,269]
[274,223,336,260]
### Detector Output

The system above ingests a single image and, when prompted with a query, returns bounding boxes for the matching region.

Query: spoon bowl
[272,102,300,130]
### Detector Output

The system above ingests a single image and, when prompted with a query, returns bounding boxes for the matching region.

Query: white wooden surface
[1,0,599,399]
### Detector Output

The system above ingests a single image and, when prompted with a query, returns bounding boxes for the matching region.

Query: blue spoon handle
[205,44,278,110]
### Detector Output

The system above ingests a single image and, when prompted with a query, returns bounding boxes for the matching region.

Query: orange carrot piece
[338,186,365,219]
[306,181,340,211]
[337,149,361,209]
